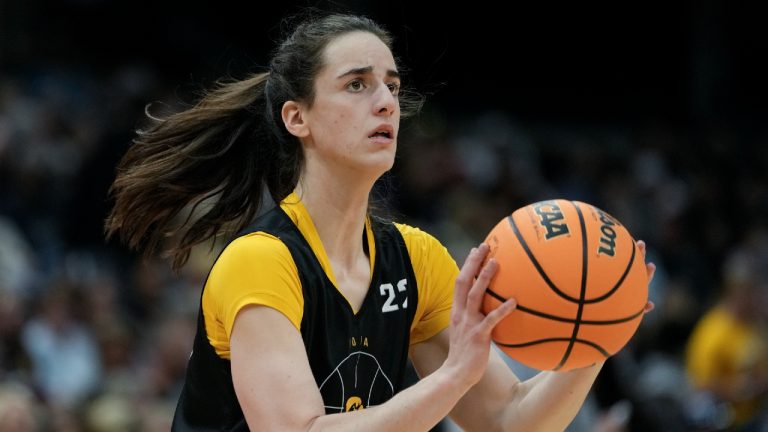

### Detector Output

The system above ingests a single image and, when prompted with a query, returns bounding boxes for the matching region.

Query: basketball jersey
[172,204,439,431]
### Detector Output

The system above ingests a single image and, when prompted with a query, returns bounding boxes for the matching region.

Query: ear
[281,100,310,138]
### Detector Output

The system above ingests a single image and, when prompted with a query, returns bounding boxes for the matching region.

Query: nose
[373,82,397,117]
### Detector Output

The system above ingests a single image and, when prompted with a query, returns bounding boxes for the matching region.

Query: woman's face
[300,31,401,177]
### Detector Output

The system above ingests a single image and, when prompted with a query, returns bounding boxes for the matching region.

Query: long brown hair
[105,13,423,271]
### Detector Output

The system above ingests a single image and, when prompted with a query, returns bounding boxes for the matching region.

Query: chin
[359,153,395,178]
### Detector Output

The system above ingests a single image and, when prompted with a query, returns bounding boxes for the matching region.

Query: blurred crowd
[1,64,767,431]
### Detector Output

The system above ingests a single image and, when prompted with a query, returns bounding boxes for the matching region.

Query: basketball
[482,199,648,372]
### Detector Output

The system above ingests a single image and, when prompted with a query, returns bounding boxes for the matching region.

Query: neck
[296,169,374,267]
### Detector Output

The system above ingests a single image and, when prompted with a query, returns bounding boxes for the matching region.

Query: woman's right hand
[443,243,518,389]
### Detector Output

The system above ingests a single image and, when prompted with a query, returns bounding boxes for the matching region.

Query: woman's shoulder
[391,222,446,254]
[213,231,293,273]
[392,222,428,239]
[207,231,299,298]
[226,231,286,255]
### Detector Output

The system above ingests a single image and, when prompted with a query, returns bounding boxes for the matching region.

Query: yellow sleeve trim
[394,223,458,345]
[203,232,303,359]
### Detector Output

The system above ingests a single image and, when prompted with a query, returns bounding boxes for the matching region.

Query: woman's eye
[347,80,365,92]
[387,82,401,96]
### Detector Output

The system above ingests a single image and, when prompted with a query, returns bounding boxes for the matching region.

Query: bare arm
[410,330,602,432]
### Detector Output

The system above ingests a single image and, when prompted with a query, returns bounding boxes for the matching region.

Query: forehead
[319,31,397,75]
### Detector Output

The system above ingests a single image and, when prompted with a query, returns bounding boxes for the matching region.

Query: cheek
[310,100,365,142]
[317,103,347,127]
[330,109,363,135]
[331,111,344,126]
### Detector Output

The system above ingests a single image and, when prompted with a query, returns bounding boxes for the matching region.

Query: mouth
[368,125,394,140]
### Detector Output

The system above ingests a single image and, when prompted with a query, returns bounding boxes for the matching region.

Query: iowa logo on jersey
[319,352,394,413]
[345,396,364,411]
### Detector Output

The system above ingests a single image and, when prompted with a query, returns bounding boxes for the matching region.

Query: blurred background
[1,0,767,430]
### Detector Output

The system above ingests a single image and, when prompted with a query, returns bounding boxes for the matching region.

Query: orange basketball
[482,199,648,372]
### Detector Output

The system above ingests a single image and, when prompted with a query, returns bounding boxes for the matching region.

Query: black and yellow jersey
[172,192,458,431]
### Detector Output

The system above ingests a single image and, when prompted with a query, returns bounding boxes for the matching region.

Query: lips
[368,124,394,139]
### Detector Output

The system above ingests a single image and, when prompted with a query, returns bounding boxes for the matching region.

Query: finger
[453,246,480,311]
[646,262,656,284]
[643,301,655,314]
[637,240,647,256]
[466,254,497,314]
[482,297,517,331]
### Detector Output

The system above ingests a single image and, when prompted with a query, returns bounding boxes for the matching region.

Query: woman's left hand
[637,240,655,314]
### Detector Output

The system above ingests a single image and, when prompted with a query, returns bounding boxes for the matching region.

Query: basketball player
[105,13,655,431]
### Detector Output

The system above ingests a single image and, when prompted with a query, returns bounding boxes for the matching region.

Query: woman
[106,13,654,431]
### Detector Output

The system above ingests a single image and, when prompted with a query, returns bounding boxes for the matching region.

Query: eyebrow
[336,66,400,80]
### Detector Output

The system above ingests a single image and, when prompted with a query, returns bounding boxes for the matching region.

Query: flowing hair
[105,13,423,271]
